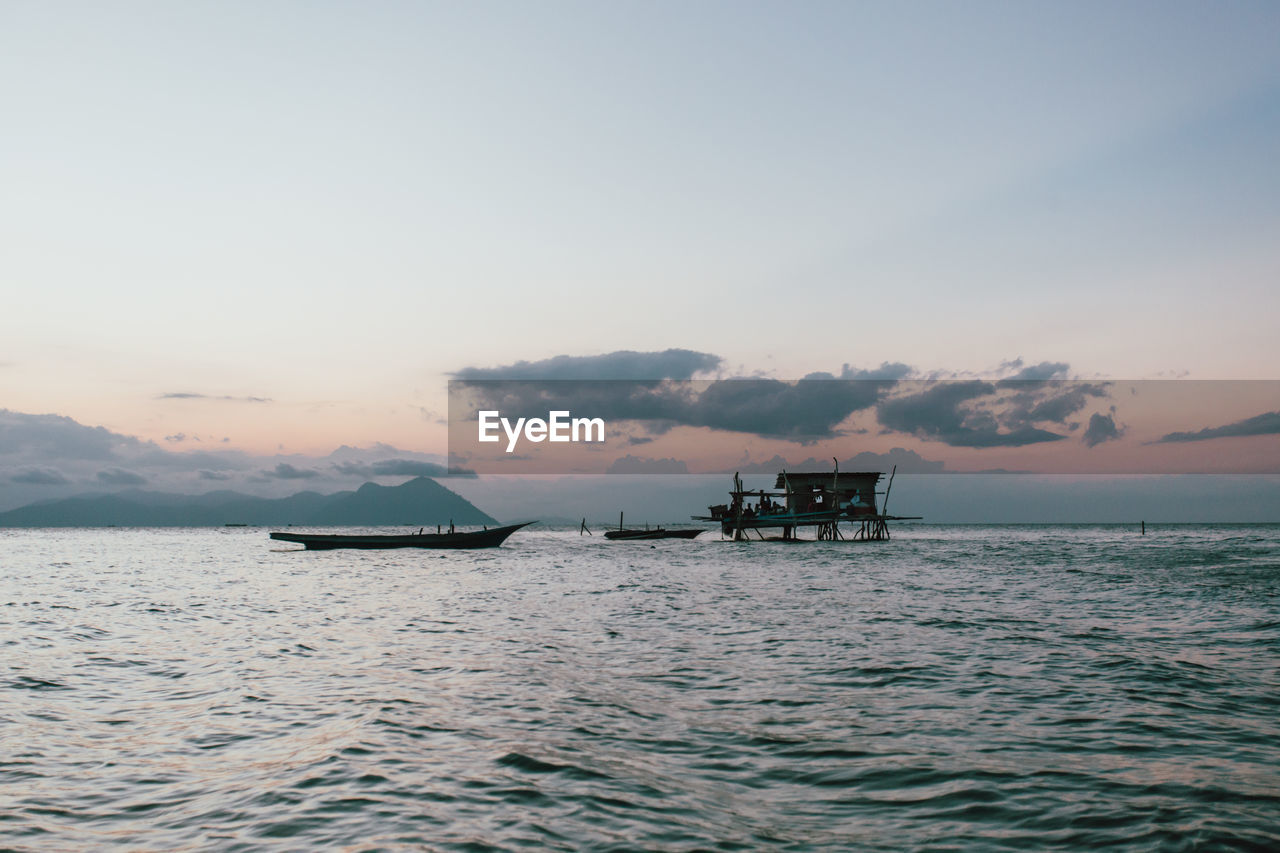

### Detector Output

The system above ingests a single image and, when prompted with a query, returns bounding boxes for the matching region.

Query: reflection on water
[3,525,1279,849]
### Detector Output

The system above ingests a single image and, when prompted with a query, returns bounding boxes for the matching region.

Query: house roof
[774,471,882,489]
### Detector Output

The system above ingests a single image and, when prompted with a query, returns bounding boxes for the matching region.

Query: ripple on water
[1,525,1279,849]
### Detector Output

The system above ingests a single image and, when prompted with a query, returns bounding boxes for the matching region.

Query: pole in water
[1141,520,1145,535]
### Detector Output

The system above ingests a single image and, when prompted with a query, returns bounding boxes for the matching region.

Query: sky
[2,1,1279,517]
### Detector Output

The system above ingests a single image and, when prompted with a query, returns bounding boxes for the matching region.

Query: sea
[2,524,1279,851]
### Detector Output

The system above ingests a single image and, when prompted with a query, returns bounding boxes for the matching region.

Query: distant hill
[0,477,496,527]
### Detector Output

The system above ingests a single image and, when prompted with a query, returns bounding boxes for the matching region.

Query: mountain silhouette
[0,477,496,527]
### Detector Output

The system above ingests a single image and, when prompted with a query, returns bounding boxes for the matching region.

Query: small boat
[603,527,702,540]
[269,521,535,550]
[601,512,702,541]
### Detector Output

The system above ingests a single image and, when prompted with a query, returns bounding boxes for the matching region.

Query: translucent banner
[447,379,1280,475]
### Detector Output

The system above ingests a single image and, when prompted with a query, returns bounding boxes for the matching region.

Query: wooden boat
[269,521,535,550]
[601,512,702,540]
[603,527,702,540]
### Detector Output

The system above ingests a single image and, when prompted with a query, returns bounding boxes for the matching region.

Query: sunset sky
[2,2,1278,514]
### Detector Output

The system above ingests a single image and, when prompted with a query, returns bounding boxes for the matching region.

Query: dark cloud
[1156,411,1280,443]
[870,375,1110,450]
[132,448,250,472]
[679,378,894,439]
[877,382,1066,447]
[835,448,946,473]
[606,455,690,474]
[9,467,71,485]
[736,448,946,475]
[198,470,233,481]
[331,461,377,477]
[0,409,144,460]
[1000,383,1110,428]
[325,444,473,478]
[735,454,794,474]
[370,459,444,477]
[263,463,320,480]
[158,393,272,403]
[455,368,911,441]
[97,468,148,486]
[683,365,912,439]
[454,349,722,380]
[998,360,1071,382]
[330,458,476,478]
[1083,411,1124,447]
[165,433,187,443]
[370,458,476,478]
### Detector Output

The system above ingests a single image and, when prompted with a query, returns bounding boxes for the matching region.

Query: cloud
[870,374,1111,450]
[681,370,907,439]
[1156,411,1280,443]
[835,448,946,473]
[736,447,946,475]
[454,362,913,441]
[735,454,795,474]
[1082,411,1124,447]
[132,448,251,472]
[606,455,690,474]
[997,360,1071,382]
[158,393,272,403]
[0,409,145,460]
[198,470,233,481]
[370,458,445,477]
[331,458,476,478]
[1000,383,1110,428]
[165,433,187,443]
[8,467,70,485]
[332,460,388,477]
[324,444,475,478]
[453,349,722,380]
[263,462,320,479]
[97,468,148,486]
[876,381,1067,447]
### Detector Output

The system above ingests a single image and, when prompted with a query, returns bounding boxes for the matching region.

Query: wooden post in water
[1141,520,1145,535]
[732,472,745,541]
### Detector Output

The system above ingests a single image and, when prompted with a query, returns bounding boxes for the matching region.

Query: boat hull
[269,521,535,550]
[603,528,702,540]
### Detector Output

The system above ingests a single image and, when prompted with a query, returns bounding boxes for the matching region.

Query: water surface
[3,524,1279,850]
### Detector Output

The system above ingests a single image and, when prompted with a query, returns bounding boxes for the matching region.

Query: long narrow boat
[601,511,702,540]
[603,527,702,540]
[269,521,535,550]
